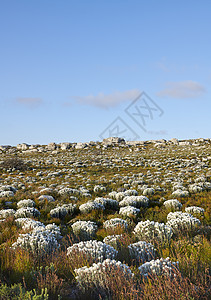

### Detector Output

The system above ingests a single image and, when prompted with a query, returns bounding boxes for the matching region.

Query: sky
[0,0,211,145]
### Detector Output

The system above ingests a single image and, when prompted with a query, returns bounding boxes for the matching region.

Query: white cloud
[16,97,43,108]
[157,80,206,98]
[71,89,141,108]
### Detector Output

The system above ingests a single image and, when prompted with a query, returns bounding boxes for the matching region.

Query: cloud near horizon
[70,89,141,108]
[16,97,43,108]
[157,80,206,98]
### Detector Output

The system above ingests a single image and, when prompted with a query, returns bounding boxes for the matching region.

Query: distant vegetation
[0,157,27,171]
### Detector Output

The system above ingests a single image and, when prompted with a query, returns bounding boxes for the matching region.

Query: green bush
[0,283,48,300]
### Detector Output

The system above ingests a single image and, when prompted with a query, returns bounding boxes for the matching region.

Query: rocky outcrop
[102,137,125,145]
[17,143,30,150]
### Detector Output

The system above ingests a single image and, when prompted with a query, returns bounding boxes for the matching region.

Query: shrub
[163,199,182,211]
[0,283,48,300]
[50,203,76,219]
[139,257,179,277]
[103,218,128,232]
[166,212,201,235]
[185,206,205,215]
[0,209,16,219]
[79,201,104,214]
[94,197,119,210]
[17,199,35,208]
[134,220,173,244]
[74,259,134,295]
[128,241,155,263]
[71,220,98,240]
[11,229,60,255]
[15,207,41,218]
[103,234,123,249]
[0,157,27,171]
[67,240,117,263]
[119,206,140,218]
[119,195,149,208]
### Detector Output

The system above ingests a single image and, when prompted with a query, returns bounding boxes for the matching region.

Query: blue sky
[0,0,210,145]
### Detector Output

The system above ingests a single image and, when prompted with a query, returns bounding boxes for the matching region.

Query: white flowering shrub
[67,240,117,263]
[15,207,40,218]
[39,187,54,194]
[50,206,68,219]
[15,218,62,239]
[93,185,106,193]
[172,189,189,197]
[72,220,98,240]
[119,196,149,208]
[103,218,128,232]
[0,185,16,198]
[163,199,182,211]
[167,212,191,221]
[103,234,123,249]
[166,212,201,234]
[12,218,62,255]
[50,203,76,219]
[75,259,134,291]
[79,201,104,214]
[79,187,91,194]
[119,206,140,218]
[189,184,204,193]
[137,185,149,192]
[0,185,17,193]
[185,206,205,215]
[204,182,211,190]
[134,220,173,243]
[58,188,81,197]
[127,189,138,196]
[143,188,155,196]
[108,190,138,201]
[38,195,55,203]
[94,197,119,210]
[128,241,155,263]
[17,199,35,208]
[194,176,206,183]
[0,191,14,198]
[45,223,62,240]
[115,192,126,201]
[172,184,185,192]
[0,209,16,219]
[15,218,45,231]
[12,229,60,255]
[139,257,179,277]
[108,191,118,199]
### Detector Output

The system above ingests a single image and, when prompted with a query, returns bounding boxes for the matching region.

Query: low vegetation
[0,138,210,299]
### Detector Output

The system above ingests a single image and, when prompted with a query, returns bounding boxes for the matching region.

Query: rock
[75,143,88,149]
[102,137,125,145]
[126,141,145,146]
[17,143,30,150]
[151,139,166,144]
[47,143,57,150]
[60,142,71,150]
[169,138,179,145]
[0,145,11,151]
[23,149,38,153]
[179,141,192,146]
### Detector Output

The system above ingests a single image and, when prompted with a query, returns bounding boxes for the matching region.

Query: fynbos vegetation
[0,138,210,299]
